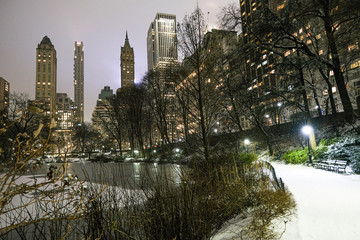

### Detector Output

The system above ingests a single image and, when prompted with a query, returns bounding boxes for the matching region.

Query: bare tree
[247,0,360,119]
[92,94,126,159]
[143,70,172,145]
[177,7,225,161]
[117,84,148,157]
[73,122,98,159]
[0,113,92,239]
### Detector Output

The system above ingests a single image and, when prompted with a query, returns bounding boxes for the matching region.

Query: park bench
[314,159,349,173]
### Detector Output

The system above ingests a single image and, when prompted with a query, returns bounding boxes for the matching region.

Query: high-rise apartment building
[239,0,360,123]
[147,13,178,143]
[121,32,135,88]
[56,93,74,130]
[35,36,57,116]
[0,77,10,118]
[147,13,177,72]
[92,86,114,134]
[74,41,84,123]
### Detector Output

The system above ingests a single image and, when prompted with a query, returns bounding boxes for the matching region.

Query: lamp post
[301,125,313,164]
[244,139,250,152]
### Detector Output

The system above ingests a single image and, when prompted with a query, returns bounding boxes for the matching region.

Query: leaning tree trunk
[323,2,354,120]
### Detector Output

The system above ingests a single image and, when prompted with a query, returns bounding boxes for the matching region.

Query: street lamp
[301,125,313,164]
[244,139,250,152]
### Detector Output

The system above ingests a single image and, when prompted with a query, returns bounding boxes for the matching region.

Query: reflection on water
[24,162,184,190]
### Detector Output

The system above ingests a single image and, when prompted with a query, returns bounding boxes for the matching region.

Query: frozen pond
[22,161,184,189]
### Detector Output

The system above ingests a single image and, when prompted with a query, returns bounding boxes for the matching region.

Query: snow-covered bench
[314,159,349,173]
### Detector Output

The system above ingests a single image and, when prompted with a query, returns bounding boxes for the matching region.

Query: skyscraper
[74,41,84,123]
[147,13,177,72]
[121,32,135,87]
[0,77,10,118]
[35,36,57,116]
[147,13,178,143]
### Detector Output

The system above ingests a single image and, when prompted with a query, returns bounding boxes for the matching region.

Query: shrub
[238,152,258,166]
[79,152,295,240]
[282,148,309,164]
[313,138,336,160]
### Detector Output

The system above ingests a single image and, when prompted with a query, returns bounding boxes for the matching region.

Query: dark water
[23,161,183,189]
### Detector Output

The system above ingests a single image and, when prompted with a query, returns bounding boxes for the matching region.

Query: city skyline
[0,0,237,122]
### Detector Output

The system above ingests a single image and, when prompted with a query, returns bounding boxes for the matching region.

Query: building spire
[125,31,129,41]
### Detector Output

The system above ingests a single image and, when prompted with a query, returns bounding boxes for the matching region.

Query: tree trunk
[322,1,354,119]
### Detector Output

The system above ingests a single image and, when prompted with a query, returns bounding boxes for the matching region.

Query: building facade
[147,13,178,143]
[239,0,360,123]
[74,41,84,124]
[147,13,177,72]
[0,77,10,119]
[56,93,75,130]
[92,86,114,133]
[121,32,135,87]
[35,36,57,116]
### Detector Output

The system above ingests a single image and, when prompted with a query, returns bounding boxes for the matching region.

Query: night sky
[0,0,237,121]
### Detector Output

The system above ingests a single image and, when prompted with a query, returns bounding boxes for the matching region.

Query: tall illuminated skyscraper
[147,13,178,143]
[121,32,135,87]
[147,13,177,71]
[35,36,57,116]
[74,41,84,123]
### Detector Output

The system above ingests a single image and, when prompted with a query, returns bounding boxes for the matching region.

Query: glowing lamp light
[301,125,314,164]
[302,125,313,136]
[244,139,250,145]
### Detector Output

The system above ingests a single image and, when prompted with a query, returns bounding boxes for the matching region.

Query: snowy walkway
[272,162,360,240]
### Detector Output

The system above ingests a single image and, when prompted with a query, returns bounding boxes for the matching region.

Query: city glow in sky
[0,0,238,121]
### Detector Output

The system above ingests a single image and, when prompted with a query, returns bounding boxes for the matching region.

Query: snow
[272,162,360,240]
[212,162,360,240]
[4,162,360,239]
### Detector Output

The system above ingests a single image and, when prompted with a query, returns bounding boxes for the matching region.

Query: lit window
[348,44,359,52]
[351,60,360,69]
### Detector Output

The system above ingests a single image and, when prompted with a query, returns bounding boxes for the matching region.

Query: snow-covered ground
[212,162,360,240]
[272,162,360,240]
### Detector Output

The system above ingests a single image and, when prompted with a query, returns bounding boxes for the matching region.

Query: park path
[272,162,360,240]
